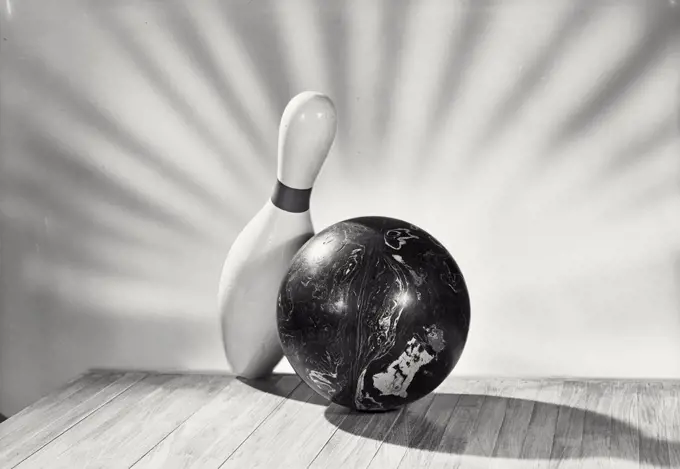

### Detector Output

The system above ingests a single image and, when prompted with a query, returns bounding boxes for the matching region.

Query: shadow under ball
[277,216,471,411]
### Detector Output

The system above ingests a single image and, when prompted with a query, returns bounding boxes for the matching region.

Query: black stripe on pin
[271,180,312,213]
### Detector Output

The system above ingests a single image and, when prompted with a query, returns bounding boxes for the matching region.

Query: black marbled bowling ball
[276,216,470,411]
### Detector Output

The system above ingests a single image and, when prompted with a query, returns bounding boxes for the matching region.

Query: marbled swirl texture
[277,217,470,411]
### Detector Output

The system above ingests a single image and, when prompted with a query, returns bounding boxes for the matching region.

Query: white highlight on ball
[372,337,434,398]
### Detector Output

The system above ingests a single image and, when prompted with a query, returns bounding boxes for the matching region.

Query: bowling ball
[277,216,470,411]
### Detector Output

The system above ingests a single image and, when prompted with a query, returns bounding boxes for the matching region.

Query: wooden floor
[0,372,679,468]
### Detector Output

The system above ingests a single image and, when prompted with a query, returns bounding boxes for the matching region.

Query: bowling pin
[218,91,337,379]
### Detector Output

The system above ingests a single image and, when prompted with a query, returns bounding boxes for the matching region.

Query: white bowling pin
[218,92,337,379]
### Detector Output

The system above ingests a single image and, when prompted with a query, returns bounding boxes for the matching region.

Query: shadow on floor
[241,375,680,466]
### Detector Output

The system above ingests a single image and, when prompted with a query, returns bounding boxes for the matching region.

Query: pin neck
[271,180,312,213]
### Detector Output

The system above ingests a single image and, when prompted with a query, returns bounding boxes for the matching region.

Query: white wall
[1,0,679,415]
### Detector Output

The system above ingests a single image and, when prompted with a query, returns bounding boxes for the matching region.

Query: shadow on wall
[0,1,265,415]
[1,0,680,415]
[244,377,680,466]
[0,113,230,413]
[677,254,680,324]
[0,276,224,414]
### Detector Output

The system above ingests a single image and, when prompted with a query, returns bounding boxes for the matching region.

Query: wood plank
[394,379,471,468]
[15,373,228,469]
[487,379,543,469]
[428,379,488,469]
[4,374,676,469]
[132,375,301,469]
[453,378,516,469]
[307,399,404,469]
[549,380,588,469]
[663,382,680,467]
[220,382,348,468]
[0,372,145,469]
[609,381,640,469]
[365,389,437,469]
[638,382,670,469]
[0,371,125,441]
[519,380,564,469]
[579,381,614,469]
